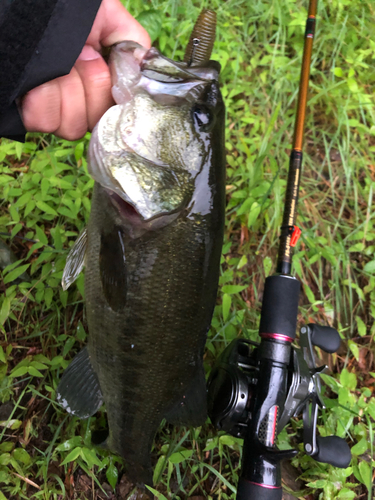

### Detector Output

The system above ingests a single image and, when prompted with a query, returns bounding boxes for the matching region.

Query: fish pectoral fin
[165,364,207,427]
[99,228,127,312]
[62,228,88,290]
[56,347,103,419]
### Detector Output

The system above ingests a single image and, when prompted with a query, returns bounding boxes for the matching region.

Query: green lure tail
[184,9,217,66]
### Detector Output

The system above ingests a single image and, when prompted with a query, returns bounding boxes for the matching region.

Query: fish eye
[192,105,212,131]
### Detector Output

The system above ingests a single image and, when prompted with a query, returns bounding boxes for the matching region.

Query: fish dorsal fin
[62,228,87,290]
[56,347,103,419]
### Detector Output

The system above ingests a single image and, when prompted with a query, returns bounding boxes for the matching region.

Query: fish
[57,10,225,485]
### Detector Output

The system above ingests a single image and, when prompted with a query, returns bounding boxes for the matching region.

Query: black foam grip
[259,275,300,340]
[237,478,282,500]
[313,436,351,468]
[308,324,341,353]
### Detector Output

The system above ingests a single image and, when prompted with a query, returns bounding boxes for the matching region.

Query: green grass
[0,0,374,498]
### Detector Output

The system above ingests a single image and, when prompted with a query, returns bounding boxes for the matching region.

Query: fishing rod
[207,1,351,498]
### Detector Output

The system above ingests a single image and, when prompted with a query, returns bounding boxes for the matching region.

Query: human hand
[21,0,150,140]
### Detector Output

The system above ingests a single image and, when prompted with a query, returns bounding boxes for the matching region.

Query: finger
[54,67,88,141]
[75,45,114,131]
[22,80,62,133]
[87,0,151,49]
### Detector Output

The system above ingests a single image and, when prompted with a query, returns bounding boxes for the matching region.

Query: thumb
[87,0,151,49]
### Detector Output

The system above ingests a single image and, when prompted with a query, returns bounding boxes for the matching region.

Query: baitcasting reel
[207,313,352,499]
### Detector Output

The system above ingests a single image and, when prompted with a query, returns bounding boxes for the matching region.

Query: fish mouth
[105,189,140,223]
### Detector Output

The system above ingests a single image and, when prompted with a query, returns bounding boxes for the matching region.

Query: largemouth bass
[57,10,225,485]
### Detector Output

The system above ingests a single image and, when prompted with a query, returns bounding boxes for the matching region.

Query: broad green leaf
[60,447,82,466]
[358,460,371,487]
[356,316,366,337]
[44,287,54,308]
[168,448,193,464]
[204,437,218,452]
[12,448,31,465]
[306,479,327,488]
[56,437,83,452]
[24,200,36,217]
[34,225,48,245]
[28,367,44,377]
[340,369,357,391]
[363,260,375,273]
[3,264,29,284]
[221,285,247,294]
[222,294,231,322]
[263,255,272,276]
[106,460,119,489]
[304,284,315,304]
[247,201,261,227]
[333,67,344,77]
[0,420,22,430]
[62,336,76,357]
[10,366,29,378]
[0,297,11,325]
[237,255,248,269]
[347,340,359,361]
[81,447,102,468]
[146,486,168,499]
[351,438,367,456]
[0,175,15,185]
[337,489,356,499]
[153,455,166,484]
[219,435,242,449]
[0,453,11,466]
[36,200,58,216]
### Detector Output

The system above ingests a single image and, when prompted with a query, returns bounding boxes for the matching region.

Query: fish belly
[84,183,222,483]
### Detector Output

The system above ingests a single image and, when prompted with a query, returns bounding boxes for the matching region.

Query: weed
[0,1,374,499]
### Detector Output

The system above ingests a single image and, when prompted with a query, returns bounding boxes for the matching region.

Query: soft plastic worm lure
[184,9,217,66]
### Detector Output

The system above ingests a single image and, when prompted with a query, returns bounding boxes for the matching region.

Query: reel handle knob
[237,478,282,500]
[307,324,341,353]
[312,435,351,468]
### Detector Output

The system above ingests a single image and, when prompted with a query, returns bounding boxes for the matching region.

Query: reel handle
[312,435,351,468]
[307,324,341,353]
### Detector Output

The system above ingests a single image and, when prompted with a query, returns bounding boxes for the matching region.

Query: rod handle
[237,478,282,500]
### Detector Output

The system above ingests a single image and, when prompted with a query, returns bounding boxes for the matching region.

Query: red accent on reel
[260,333,294,343]
[247,481,282,490]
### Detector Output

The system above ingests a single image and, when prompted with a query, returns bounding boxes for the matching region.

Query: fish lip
[109,41,220,105]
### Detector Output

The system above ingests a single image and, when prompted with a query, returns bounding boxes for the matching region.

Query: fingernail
[78,45,102,61]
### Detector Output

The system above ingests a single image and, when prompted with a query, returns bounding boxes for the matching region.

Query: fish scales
[58,10,225,486]
[86,179,224,481]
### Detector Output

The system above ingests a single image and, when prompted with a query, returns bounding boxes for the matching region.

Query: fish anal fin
[99,228,127,312]
[57,347,103,419]
[165,365,207,427]
[62,228,87,290]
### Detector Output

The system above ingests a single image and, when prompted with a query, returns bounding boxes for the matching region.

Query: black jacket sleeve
[0,0,102,142]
